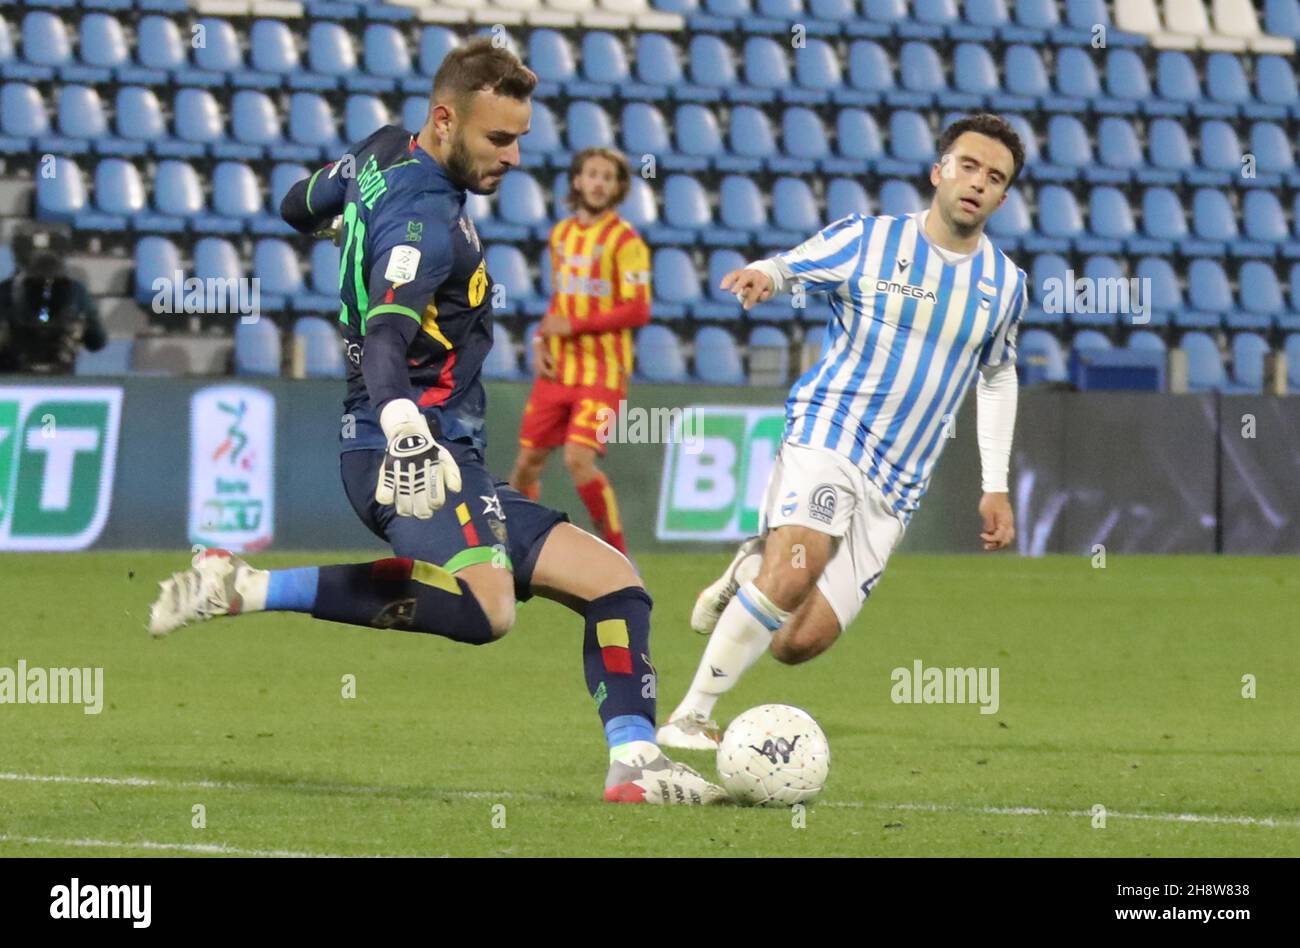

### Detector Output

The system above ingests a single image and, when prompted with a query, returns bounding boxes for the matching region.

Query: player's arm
[363,215,462,518]
[558,235,652,336]
[976,275,1026,551]
[280,158,350,236]
[722,214,866,310]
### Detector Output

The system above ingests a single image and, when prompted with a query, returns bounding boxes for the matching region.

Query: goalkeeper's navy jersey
[305,125,494,455]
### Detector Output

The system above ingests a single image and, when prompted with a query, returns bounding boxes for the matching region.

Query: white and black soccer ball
[716,704,830,806]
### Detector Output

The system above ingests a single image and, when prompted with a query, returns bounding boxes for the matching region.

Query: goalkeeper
[146,38,721,806]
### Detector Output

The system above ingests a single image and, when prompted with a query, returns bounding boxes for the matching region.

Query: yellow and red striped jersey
[545,210,651,392]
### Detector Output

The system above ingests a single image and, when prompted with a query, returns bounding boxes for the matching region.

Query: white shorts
[759,440,907,632]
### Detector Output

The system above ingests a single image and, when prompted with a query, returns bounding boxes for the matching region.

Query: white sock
[673,581,792,720]
[234,568,269,612]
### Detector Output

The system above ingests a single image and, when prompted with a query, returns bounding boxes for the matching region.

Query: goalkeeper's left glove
[374,399,462,519]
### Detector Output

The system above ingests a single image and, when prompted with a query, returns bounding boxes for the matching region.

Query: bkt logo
[0,387,122,550]
[875,280,937,303]
[751,735,801,765]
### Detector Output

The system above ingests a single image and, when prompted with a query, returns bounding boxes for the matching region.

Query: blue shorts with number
[339,441,569,602]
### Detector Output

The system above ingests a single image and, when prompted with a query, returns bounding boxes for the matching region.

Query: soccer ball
[716,704,830,806]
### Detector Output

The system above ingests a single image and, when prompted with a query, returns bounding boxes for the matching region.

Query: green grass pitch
[1,551,1297,857]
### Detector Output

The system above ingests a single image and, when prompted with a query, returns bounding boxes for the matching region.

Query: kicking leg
[528,522,724,804]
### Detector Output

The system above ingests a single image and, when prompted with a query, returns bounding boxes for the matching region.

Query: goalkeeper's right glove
[374,398,462,519]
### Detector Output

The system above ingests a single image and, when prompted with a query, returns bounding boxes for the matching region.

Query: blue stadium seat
[846,41,892,102]
[1252,55,1298,116]
[484,244,537,313]
[1030,252,1069,305]
[115,86,165,147]
[1249,121,1295,182]
[79,14,128,71]
[1288,262,1300,329]
[90,158,144,227]
[1088,186,1135,247]
[826,178,871,219]
[1203,53,1250,117]
[1287,334,1300,393]
[211,161,261,225]
[1104,49,1152,114]
[694,326,745,384]
[250,19,300,76]
[1265,0,1300,38]
[1039,114,1091,180]
[794,39,842,101]
[1140,187,1186,248]
[494,171,547,239]
[675,103,724,164]
[19,12,71,79]
[288,93,341,158]
[308,22,357,79]
[1127,330,1166,353]
[652,247,701,320]
[633,33,682,90]
[403,96,429,133]
[51,85,111,154]
[133,235,181,305]
[1091,116,1142,182]
[253,239,303,311]
[1135,256,1181,327]
[482,324,520,381]
[717,175,766,237]
[193,18,243,75]
[1034,185,1083,246]
[145,159,204,231]
[620,177,658,230]
[268,162,308,218]
[133,16,185,77]
[1018,328,1066,384]
[833,108,883,170]
[1054,47,1099,109]
[782,107,829,169]
[35,156,85,223]
[878,179,922,216]
[1016,0,1059,30]
[193,237,243,312]
[1182,331,1227,390]
[1072,328,1113,352]
[952,43,1000,102]
[1002,45,1049,104]
[636,324,688,383]
[294,317,345,379]
[529,30,575,90]
[293,241,340,312]
[743,37,791,100]
[698,248,746,319]
[1229,333,1268,391]
[364,24,411,81]
[418,26,458,78]
[580,32,628,89]
[0,244,14,282]
[687,35,737,95]
[898,41,945,103]
[1180,259,1233,329]
[1198,120,1241,180]
[235,319,281,377]
[964,0,1010,30]
[1146,118,1194,179]
[727,105,775,172]
[749,326,790,384]
[1072,256,1127,327]
[1190,189,1237,251]
[1242,190,1289,244]
[887,110,933,168]
[520,101,560,164]
[660,175,711,237]
[0,82,48,151]
[1235,260,1283,330]
[567,100,613,151]
[1155,52,1200,112]
[987,188,1031,241]
[173,87,223,151]
[1004,113,1039,167]
[771,177,819,242]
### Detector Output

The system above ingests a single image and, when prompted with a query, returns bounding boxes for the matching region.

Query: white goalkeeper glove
[374,398,462,519]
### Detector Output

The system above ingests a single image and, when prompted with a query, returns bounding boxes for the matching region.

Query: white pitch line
[821,801,1300,828]
[0,834,352,858]
[0,771,547,801]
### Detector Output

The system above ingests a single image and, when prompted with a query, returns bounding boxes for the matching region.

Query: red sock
[518,480,540,501]
[575,472,627,555]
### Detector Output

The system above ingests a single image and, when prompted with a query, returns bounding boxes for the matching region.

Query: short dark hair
[936,113,1025,184]
[432,37,538,114]
[566,148,632,212]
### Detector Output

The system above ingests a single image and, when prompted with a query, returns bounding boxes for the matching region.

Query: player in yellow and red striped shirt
[509,148,651,556]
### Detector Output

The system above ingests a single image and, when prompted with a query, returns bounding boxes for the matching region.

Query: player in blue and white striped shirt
[659,114,1029,749]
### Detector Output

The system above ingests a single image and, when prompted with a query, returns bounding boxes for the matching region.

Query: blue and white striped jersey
[773,211,1027,517]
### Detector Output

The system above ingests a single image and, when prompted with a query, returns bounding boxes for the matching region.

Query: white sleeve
[976,361,1018,493]
[744,214,866,297]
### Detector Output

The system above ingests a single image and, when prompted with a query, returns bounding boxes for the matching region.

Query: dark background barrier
[2,375,1296,554]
